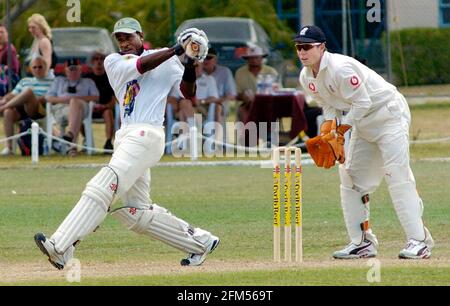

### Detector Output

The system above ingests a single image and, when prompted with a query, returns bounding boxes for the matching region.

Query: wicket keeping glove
[321,119,351,164]
[305,135,337,169]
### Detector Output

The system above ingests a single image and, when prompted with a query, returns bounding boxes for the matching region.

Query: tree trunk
[1,0,38,24]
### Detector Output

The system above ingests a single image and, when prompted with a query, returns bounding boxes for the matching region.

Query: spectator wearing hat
[0,56,53,155]
[202,47,236,131]
[46,58,99,156]
[86,50,116,151]
[235,46,278,122]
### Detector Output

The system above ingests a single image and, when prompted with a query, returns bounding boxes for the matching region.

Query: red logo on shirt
[308,82,317,93]
[110,183,118,192]
[350,76,360,88]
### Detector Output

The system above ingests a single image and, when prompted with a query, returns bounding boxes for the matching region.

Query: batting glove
[177,28,209,62]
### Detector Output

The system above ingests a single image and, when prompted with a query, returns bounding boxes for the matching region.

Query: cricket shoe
[34,233,74,270]
[399,227,434,259]
[180,235,220,266]
[333,238,378,259]
[398,239,432,259]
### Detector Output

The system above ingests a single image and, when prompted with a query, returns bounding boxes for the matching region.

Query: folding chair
[45,101,95,155]
[164,103,217,155]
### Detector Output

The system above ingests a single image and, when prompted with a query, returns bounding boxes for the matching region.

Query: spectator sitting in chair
[167,61,219,129]
[235,46,278,123]
[0,56,53,155]
[202,48,236,145]
[86,50,116,152]
[45,58,99,157]
[202,47,236,125]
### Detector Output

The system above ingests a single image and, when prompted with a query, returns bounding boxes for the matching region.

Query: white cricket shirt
[299,51,398,126]
[105,49,184,127]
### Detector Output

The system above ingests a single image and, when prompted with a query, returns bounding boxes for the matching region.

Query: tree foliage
[0,0,38,25]
[2,0,294,53]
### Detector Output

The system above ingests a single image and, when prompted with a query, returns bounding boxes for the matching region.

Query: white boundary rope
[39,128,114,154]
[167,132,306,155]
[1,121,450,165]
[409,136,450,144]
[0,131,30,143]
[0,159,315,170]
[199,134,307,152]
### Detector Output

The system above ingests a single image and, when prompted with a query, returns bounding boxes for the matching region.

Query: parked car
[175,17,286,84]
[21,27,117,76]
[52,27,118,75]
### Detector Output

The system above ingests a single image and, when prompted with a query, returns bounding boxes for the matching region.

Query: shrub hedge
[390,28,450,86]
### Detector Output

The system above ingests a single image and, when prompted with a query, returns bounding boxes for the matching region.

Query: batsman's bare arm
[136,47,196,98]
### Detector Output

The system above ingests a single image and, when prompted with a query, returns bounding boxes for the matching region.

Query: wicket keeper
[297,25,433,259]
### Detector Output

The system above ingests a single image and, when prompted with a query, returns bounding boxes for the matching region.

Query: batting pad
[339,165,371,245]
[384,164,427,241]
[111,204,209,254]
[51,167,118,253]
[340,186,371,245]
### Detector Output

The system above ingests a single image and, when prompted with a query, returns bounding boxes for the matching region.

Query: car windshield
[52,30,114,54]
[179,21,251,41]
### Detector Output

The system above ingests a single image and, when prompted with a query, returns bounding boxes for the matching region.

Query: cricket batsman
[296,25,434,259]
[34,17,219,269]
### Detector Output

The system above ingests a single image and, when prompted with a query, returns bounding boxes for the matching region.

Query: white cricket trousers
[51,123,165,253]
[339,93,430,244]
[110,123,165,204]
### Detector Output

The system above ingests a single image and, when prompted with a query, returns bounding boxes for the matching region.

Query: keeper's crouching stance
[297,25,433,259]
[34,18,219,269]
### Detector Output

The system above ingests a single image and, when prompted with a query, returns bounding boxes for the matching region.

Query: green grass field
[0,162,449,286]
[1,101,450,286]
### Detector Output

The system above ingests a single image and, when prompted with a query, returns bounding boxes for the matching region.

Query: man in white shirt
[34,17,219,269]
[203,48,237,124]
[46,58,99,156]
[168,61,219,123]
[298,25,433,259]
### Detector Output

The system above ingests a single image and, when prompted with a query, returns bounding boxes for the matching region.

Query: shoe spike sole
[34,233,64,270]
[180,238,220,266]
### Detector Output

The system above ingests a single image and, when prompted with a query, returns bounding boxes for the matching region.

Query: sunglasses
[205,55,215,60]
[68,65,79,71]
[295,43,322,52]
[32,65,43,69]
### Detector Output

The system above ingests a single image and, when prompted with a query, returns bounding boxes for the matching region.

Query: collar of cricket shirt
[318,51,330,74]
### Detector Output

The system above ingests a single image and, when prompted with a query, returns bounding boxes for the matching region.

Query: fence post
[190,125,198,161]
[31,122,39,165]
